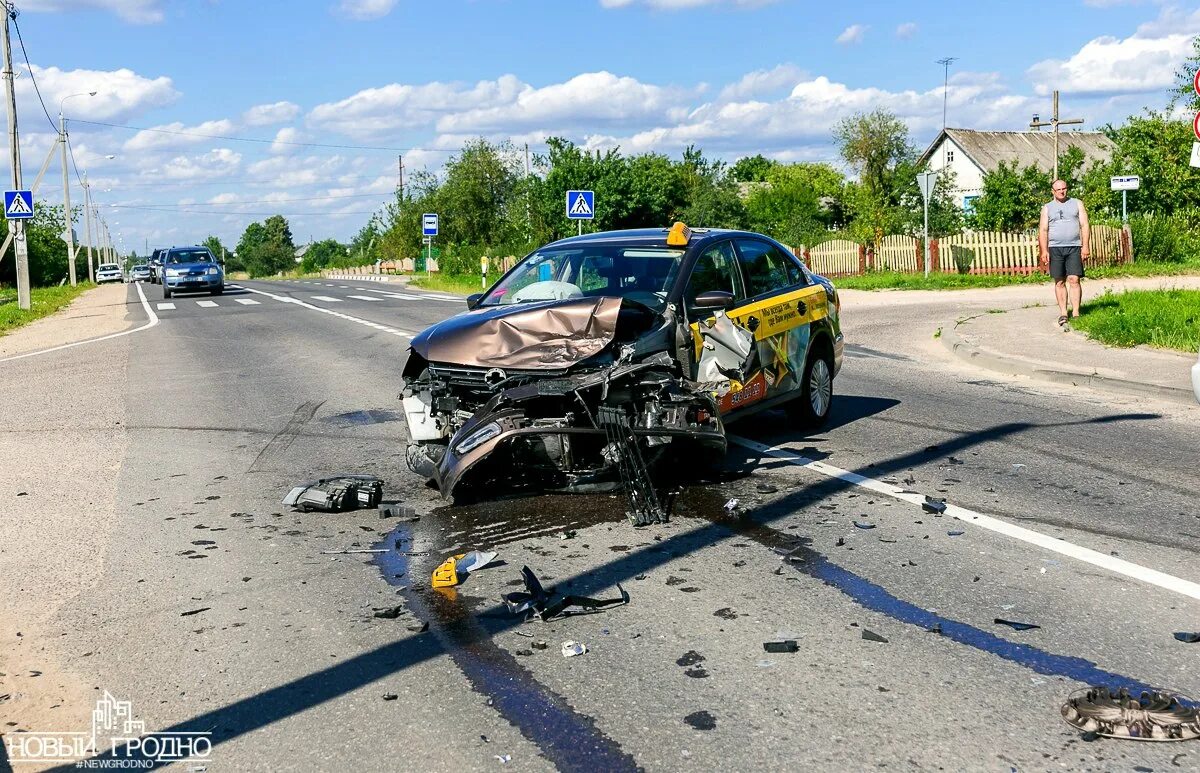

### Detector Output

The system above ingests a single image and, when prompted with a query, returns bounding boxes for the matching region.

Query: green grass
[409,273,487,296]
[831,260,1200,291]
[1072,289,1200,353]
[0,282,96,335]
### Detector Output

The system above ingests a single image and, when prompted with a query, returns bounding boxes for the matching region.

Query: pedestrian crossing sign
[566,190,594,220]
[4,189,33,219]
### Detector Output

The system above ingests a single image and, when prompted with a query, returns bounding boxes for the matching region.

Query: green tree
[299,238,346,273]
[746,162,848,247]
[968,161,1049,231]
[0,201,76,287]
[1172,34,1200,112]
[835,109,916,246]
[1079,113,1200,220]
[201,235,229,262]
[674,145,746,229]
[730,154,778,183]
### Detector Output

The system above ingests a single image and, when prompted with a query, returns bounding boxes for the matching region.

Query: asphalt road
[2,276,1198,772]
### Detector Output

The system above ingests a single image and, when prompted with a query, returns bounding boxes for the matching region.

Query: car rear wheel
[788,348,834,429]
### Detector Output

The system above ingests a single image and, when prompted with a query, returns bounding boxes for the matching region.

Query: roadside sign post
[915,171,937,279]
[422,213,438,277]
[566,190,594,236]
[1109,175,1140,224]
[480,255,489,289]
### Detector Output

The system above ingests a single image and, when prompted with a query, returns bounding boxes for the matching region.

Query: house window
[946,149,955,164]
[963,195,979,215]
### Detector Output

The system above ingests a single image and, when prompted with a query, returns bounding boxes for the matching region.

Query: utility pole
[524,143,531,176]
[1029,90,1083,182]
[397,154,403,199]
[2,2,30,309]
[59,111,75,285]
[936,57,957,132]
[82,171,94,280]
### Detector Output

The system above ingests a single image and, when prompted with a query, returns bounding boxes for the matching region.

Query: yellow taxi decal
[690,283,827,358]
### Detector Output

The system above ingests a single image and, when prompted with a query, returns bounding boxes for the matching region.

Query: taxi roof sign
[666,221,692,246]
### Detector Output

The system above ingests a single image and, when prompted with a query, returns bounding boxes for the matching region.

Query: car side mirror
[692,290,736,310]
[466,292,483,310]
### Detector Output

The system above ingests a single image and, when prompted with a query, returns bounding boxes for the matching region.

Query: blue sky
[12,0,1198,251]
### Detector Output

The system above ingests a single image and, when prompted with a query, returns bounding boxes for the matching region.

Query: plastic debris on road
[922,496,947,514]
[503,565,628,621]
[723,498,740,514]
[762,640,799,653]
[1173,632,1200,643]
[284,474,385,512]
[994,618,1040,631]
[1062,686,1200,740]
[379,502,419,521]
[861,629,889,643]
[431,550,499,588]
[853,521,875,530]
[561,641,588,657]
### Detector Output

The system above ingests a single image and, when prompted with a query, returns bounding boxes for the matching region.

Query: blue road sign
[422,213,439,236]
[4,190,33,220]
[566,190,594,220]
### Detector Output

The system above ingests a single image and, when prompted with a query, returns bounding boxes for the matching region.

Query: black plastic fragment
[922,496,947,514]
[1173,632,1200,643]
[379,502,418,521]
[994,617,1040,631]
[947,530,964,536]
[861,629,889,643]
[598,406,667,526]
[503,565,628,620]
[763,640,799,653]
[853,521,875,530]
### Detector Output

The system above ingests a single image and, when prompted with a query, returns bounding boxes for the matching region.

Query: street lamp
[58,91,96,286]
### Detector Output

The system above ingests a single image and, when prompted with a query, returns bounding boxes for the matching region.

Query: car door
[726,238,829,408]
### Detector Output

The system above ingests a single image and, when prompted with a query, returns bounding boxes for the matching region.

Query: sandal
[1057,315,1068,327]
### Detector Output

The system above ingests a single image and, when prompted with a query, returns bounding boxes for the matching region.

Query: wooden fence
[800,224,1131,277]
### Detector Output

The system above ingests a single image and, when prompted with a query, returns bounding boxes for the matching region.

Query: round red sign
[1194,68,1200,97]
[1194,111,1200,142]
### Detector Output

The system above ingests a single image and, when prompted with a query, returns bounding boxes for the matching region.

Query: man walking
[1039,180,1089,326]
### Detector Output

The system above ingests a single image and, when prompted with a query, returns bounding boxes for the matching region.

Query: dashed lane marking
[347,295,383,301]
[196,300,218,308]
[234,298,260,305]
[236,285,412,338]
[366,289,423,300]
[156,302,176,310]
[310,295,342,302]
[728,435,1200,603]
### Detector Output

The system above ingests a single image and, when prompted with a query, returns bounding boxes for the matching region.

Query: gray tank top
[1045,198,1082,247]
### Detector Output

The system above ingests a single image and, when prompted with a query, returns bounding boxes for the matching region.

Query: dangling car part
[283,474,384,512]
[401,223,844,504]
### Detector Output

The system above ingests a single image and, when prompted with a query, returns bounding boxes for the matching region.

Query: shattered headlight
[455,422,501,454]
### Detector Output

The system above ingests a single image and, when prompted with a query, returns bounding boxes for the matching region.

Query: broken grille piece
[598,405,666,526]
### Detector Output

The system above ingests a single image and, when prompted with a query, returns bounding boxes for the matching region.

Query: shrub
[1128,211,1200,263]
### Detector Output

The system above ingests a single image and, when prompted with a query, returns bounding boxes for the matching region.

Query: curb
[940,320,1196,406]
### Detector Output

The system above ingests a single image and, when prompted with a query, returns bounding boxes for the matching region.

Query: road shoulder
[0,283,139,359]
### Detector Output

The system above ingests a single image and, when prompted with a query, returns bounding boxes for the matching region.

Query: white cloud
[1027,7,1200,95]
[24,65,178,122]
[242,101,301,127]
[599,0,777,8]
[269,127,304,155]
[123,119,238,152]
[836,24,867,45]
[23,0,164,23]
[159,148,242,181]
[896,22,918,39]
[717,64,805,101]
[334,0,398,20]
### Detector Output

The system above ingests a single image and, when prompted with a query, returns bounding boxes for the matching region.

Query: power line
[106,172,391,188]
[115,190,394,208]
[111,203,384,216]
[69,118,436,153]
[11,13,56,133]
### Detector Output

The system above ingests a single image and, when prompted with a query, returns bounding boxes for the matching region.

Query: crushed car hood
[410,296,625,369]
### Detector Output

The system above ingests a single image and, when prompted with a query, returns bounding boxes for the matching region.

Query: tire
[162,286,172,299]
[210,286,223,296]
[788,348,834,428]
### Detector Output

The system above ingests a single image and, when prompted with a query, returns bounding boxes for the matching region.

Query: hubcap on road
[809,358,831,416]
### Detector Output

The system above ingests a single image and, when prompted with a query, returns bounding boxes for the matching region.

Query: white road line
[310,295,342,302]
[196,300,218,308]
[338,285,350,288]
[236,285,411,338]
[234,298,260,305]
[156,302,176,310]
[347,294,383,301]
[324,283,336,287]
[366,289,423,300]
[418,294,463,301]
[729,436,1200,603]
[0,283,160,363]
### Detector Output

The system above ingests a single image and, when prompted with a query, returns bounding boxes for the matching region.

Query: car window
[734,239,804,298]
[685,241,743,306]
[167,249,216,264]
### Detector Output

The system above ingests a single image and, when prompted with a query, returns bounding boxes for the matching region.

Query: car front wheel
[788,349,834,428]
[162,286,172,299]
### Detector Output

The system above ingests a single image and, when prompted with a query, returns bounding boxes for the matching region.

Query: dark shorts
[1050,246,1083,280]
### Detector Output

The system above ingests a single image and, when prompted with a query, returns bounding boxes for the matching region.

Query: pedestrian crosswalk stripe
[156,302,175,310]
[234,298,260,305]
[196,300,218,308]
[347,295,383,301]
[310,295,342,302]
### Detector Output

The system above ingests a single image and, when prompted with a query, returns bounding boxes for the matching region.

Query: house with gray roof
[918,128,1112,212]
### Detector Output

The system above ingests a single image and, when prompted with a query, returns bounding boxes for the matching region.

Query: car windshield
[167,249,215,264]
[480,245,684,311]
[98,265,119,271]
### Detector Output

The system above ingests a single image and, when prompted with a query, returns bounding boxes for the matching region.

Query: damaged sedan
[401,223,843,519]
